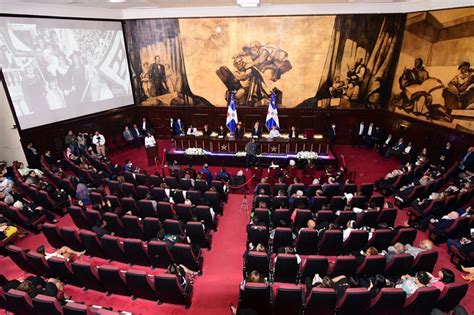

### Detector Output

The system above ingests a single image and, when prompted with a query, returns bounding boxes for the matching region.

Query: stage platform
[165,148,338,168]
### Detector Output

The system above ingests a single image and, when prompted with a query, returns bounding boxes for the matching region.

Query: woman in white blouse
[144,132,156,147]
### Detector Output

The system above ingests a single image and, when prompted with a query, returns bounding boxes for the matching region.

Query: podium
[145,145,159,167]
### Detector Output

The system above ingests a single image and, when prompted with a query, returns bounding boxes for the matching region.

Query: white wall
[0,80,27,164]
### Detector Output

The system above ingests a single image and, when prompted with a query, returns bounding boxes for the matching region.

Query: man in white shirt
[144,132,156,147]
[92,131,106,157]
[268,125,281,139]
[186,125,199,136]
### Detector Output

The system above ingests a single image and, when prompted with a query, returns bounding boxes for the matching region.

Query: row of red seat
[239,281,468,315]
[6,245,193,307]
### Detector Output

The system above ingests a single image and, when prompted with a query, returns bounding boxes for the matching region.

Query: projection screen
[0,17,133,129]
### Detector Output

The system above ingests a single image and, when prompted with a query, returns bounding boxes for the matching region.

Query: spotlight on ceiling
[237,0,260,8]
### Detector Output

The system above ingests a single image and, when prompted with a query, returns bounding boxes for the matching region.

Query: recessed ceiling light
[237,0,260,8]
[108,0,127,3]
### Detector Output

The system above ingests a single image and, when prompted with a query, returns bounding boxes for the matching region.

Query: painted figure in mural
[394,58,452,122]
[140,62,153,98]
[443,61,474,110]
[150,55,169,96]
[216,41,291,106]
[329,76,346,98]
[400,58,430,89]
[345,58,366,100]
[165,64,182,94]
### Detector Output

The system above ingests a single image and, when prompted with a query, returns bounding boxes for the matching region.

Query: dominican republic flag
[226,92,238,133]
[265,92,279,130]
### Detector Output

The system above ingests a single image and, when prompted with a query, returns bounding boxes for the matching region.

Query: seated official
[251,121,262,139]
[173,118,185,136]
[234,123,244,139]
[217,125,227,138]
[186,125,199,136]
[144,132,156,147]
[268,125,281,139]
[202,124,212,137]
[288,126,299,139]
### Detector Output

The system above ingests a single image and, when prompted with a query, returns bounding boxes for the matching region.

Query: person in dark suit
[438,142,453,169]
[327,124,336,148]
[218,125,227,138]
[459,146,474,172]
[234,123,244,139]
[131,124,143,146]
[373,126,384,151]
[202,124,212,137]
[140,117,154,135]
[365,123,375,149]
[380,134,394,156]
[352,121,366,148]
[150,55,168,96]
[385,138,405,158]
[173,118,185,136]
[288,126,299,139]
[25,143,41,169]
[251,122,262,139]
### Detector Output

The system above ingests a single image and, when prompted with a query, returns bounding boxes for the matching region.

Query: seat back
[42,223,65,249]
[272,196,289,210]
[329,256,357,277]
[5,289,34,315]
[253,208,270,227]
[175,204,193,223]
[335,211,357,227]
[376,208,397,227]
[315,210,335,227]
[305,288,337,315]
[195,205,216,230]
[329,196,347,211]
[368,195,385,209]
[391,228,417,245]
[343,183,357,194]
[301,255,329,280]
[157,202,174,221]
[435,283,469,312]
[239,283,272,315]
[121,197,138,214]
[411,250,438,274]
[273,254,299,283]
[336,288,371,315]
[318,230,343,255]
[122,215,146,240]
[357,255,386,277]
[368,288,406,315]
[272,228,294,253]
[272,209,291,228]
[244,252,270,278]
[356,210,379,228]
[32,294,63,315]
[368,229,393,251]
[143,217,162,240]
[350,196,367,209]
[163,219,183,236]
[171,243,201,271]
[151,187,167,202]
[137,200,157,218]
[25,251,52,277]
[71,261,106,292]
[103,213,126,237]
[6,245,36,274]
[123,239,150,266]
[247,226,269,248]
[125,269,157,301]
[148,175,162,188]
[293,209,313,230]
[84,209,102,228]
[343,230,369,253]
[98,265,131,296]
[68,206,91,230]
[63,302,93,315]
[60,227,85,251]
[295,228,319,255]
[185,222,210,249]
[47,256,78,285]
[78,230,106,259]
[101,235,128,264]
[359,183,374,197]
[403,287,440,314]
[89,192,104,206]
[136,185,150,200]
[444,217,470,239]
[273,284,304,315]
[148,240,174,269]
[154,274,191,306]
[384,254,414,277]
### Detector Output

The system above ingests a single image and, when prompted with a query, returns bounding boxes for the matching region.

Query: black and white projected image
[0,18,133,129]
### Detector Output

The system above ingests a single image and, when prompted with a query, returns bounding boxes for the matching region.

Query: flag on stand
[226,92,238,133]
[265,92,279,130]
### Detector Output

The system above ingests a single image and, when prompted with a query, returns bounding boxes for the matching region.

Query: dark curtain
[299,14,405,108]
[123,19,211,106]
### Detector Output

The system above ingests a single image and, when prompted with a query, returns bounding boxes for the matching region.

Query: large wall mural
[124,15,405,109]
[390,7,474,132]
[123,9,473,132]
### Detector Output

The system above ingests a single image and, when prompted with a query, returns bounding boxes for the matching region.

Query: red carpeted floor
[1,144,472,314]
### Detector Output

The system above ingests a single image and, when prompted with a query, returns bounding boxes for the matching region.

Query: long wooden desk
[173,136,329,154]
